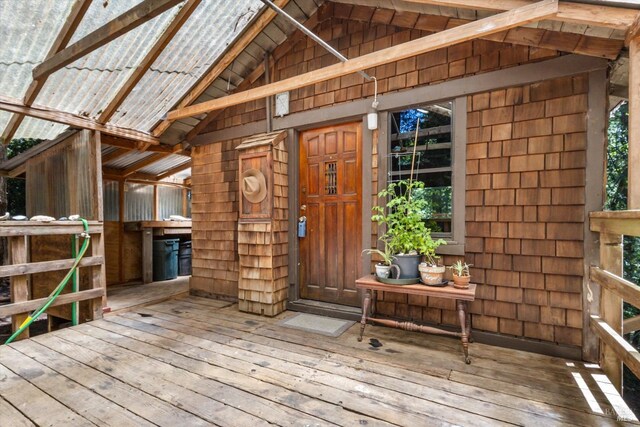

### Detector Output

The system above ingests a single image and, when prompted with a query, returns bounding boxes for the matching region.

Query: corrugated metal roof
[111,0,263,132]
[139,153,190,175]
[0,0,75,99]
[103,150,154,169]
[20,0,181,140]
[2,0,263,143]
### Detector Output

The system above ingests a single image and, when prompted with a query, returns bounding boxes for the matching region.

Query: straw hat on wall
[241,168,267,203]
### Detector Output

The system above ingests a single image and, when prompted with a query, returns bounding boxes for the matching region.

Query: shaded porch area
[1,295,636,426]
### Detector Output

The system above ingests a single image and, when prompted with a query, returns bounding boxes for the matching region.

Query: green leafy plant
[448,260,471,277]
[362,242,395,266]
[372,179,445,265]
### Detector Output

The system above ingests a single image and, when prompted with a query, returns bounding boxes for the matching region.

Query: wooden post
[153,185,159,221]
[599,232,624,391]
[9,236,29,340]
[91,230,107,320]
[629,38,640,209]
[118,179,125,283]
[142,228,153,284]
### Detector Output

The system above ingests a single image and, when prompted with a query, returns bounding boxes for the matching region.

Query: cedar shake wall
[191,139,242,298]
[192,8,595,347]
[204,13,560,135]
[464,75,588,347]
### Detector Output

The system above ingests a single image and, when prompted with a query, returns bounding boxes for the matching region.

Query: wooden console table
[355,275,477,364]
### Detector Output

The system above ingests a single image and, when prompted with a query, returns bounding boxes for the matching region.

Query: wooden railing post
[628,31,640,209]
[9,236,29,340]
[599,232,624,391]
[91,230,107,320]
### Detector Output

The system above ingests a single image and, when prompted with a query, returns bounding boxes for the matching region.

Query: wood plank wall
[191,6,597,348]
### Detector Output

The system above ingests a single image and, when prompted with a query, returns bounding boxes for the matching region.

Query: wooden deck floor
[106,277,189,313]
[0,295,637,426]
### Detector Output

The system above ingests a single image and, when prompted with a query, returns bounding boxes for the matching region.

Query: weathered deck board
[0,346,152,427]
[106,276,190,313]
[116,310,615,427]
[0,364,94,426]
[138,297,623,423]
[1,295,636,426]
[7,340,208,426]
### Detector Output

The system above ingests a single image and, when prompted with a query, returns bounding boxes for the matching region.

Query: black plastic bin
[178,240,192,276]
[153,238,179,281]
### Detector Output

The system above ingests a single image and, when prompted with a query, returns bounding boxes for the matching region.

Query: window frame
[383,96,466,256]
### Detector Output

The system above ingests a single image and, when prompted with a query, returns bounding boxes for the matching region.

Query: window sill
[436,243,465,256]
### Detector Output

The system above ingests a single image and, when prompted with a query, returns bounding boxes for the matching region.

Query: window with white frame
[388,99,465,253]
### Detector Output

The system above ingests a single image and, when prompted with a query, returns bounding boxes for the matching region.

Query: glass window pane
[389,102,454,237]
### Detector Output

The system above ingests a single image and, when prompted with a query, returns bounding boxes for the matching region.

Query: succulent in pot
[448,260,472,289]
[372,179,446,279]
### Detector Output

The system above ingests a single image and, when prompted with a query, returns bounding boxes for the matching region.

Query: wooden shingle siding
[190,139,242,298]
[465,75,588,346]
[191,5,597,349]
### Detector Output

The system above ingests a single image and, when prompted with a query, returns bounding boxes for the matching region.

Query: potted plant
[362,243,399,279]
[419,254,446,285]
[448,260,472,288]
[372,179,446,279]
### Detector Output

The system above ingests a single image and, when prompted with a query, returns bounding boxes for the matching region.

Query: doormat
[278,313,355,337]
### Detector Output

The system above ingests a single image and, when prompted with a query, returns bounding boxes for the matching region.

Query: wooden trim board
[167,0,560,120]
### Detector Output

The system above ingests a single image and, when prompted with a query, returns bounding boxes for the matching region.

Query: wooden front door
[299,122,362,306]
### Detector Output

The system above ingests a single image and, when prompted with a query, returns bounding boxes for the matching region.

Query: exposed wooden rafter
[121,153,172,177]
[1,0,91,144]
[404,0,639,29]
[182,62,266,143]
[156,161,191,180]
[101,148,130,163]
[102,167,158,181]
[0,97,159,145]
[168,0,560,121]
[98,0,201,123]
[32,0,185,81]
[152,0,291,137]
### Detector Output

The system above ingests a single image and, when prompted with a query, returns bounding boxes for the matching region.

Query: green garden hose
[4,218,90,344]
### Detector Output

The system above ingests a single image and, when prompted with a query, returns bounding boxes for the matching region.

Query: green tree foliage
[606,102,640,341]
[5,138,41,215]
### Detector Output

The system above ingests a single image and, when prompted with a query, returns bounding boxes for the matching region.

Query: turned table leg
[358,289,372,342]
[457,300,471,364]
[466,307,473,343]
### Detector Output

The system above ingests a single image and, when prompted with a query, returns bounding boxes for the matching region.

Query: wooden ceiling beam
[32,0,185,81]
[99,0,201,123]
[0,97,159,145]
[156,161,191,180]
[168,0,559,121]
[103,167,158,181]
[121,152,172,177]
[1,0,91,144]
[182,11,319,142]
[183,62,266,143]
[403,0,639,29]
[152,0,291,137]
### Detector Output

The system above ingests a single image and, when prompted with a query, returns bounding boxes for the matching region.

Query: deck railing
[589,210,640,391]
[0,221,106,341]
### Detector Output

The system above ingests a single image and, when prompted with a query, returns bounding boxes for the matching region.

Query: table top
[356,275,476,301]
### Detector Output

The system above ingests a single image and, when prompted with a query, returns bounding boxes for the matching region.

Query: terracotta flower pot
[419,264,446,285]
[452,274,471,289]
